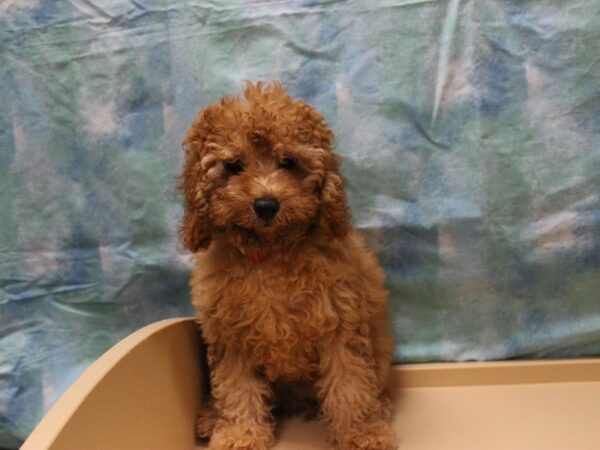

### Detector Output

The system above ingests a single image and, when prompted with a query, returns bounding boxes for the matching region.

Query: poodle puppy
[179,81,396,450]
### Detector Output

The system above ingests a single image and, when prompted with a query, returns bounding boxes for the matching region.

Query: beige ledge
[22,318,600,450]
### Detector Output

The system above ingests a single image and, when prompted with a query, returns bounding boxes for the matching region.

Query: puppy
[179,81,396,450]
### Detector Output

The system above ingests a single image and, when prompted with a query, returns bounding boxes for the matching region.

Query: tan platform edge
[22,318,600,450]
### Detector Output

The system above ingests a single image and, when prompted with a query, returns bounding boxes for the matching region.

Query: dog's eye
[224,160,244,175]
[279,158,296,170]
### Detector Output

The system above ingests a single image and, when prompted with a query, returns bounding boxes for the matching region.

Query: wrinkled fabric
[1,0,600,446]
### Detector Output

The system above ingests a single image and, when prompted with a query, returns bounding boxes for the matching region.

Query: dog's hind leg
[197,399,219,438]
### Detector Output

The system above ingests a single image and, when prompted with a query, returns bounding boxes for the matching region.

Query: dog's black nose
[253,197,280,221]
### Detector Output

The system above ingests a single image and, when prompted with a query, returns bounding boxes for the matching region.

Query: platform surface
[197,359,600,450]
[261,383,600,450]
[21,318,600,450]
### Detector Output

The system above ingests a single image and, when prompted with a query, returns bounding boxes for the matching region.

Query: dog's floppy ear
[292,99,352,239]
[178,106,220,252]
[319,153,352,239]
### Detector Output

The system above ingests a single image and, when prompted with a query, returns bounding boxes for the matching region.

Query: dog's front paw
[209,422,274,450]
[331,421,397,450]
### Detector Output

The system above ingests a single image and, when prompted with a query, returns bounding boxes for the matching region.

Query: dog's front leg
[208,349,274,450]
[316,331,396,450]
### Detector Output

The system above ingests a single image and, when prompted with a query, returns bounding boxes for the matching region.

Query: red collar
[239,247,272,264]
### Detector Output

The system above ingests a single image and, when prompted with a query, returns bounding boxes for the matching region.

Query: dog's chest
[238,287,321,380]
[193,247,344,381]
[217,266,337,381]
[247,301,322,381]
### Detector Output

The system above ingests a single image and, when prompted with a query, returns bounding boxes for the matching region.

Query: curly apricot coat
[180,82,396,450]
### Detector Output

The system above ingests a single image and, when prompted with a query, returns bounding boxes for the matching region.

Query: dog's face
[179,82,351,253]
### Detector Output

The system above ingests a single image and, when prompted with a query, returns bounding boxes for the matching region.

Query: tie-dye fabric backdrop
[1,0,600,445]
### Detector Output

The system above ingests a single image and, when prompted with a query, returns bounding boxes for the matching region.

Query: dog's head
[179,81,351,254]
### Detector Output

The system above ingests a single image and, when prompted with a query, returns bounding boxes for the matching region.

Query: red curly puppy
[179,81,396,450]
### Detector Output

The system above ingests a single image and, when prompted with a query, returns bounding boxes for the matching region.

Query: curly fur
[180,81,396,450]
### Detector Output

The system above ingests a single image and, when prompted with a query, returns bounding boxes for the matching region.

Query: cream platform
[22,318,600,450]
